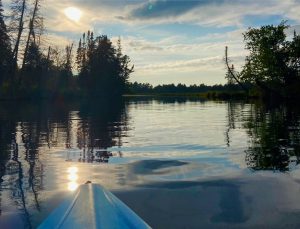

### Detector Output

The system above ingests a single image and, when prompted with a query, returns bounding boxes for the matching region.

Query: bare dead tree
[65,43,74,72]
[225,46,248,93]
[10,0,27,69]
[49,46,64,68]
[22,0,43,69]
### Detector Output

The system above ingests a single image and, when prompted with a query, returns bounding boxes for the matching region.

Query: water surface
[0,97,300,228]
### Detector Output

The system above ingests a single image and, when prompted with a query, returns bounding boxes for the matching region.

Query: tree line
[1,1,299,100]
[128,82,247,96]
[226,21,300,99]
[0,0,133,99]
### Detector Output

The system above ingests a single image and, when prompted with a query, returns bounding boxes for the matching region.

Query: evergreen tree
[22,41,45,91]
[59,43,74,93]
[0,0,12,83]
[76,33,134,97]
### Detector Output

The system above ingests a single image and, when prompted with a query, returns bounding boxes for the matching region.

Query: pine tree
[116,37,134,92]
[0,0,12,82]
[76,38,82,72]
[76,32,134,97]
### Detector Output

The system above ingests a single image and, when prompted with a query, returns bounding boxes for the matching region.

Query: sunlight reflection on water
[0,98,300,228]
[67,166,79,191]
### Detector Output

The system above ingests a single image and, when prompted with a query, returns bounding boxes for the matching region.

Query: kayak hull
[38,183,151,229]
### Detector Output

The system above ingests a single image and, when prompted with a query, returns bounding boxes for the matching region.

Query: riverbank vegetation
[127,82,253,99]
[129,22,300,100]
[0,0,299,101]
[226,21,300,99]
[0,0,133,100]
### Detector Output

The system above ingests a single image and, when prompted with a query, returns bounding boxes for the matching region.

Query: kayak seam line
[55,189,81,229]
[91,184,97,229]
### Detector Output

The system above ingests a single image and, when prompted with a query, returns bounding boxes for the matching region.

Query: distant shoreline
[124,91,253,100]
[0,91,249,101]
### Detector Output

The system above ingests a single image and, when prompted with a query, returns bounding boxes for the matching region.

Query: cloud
[3,0,299,85]
[136,53,245,73]
[118,0,300,27]
[128,1,213,19]
[42,33,74,48]
[137,56,223,72]
[286,24,300,36]
[118,30,247,85]
[127,39,164,51]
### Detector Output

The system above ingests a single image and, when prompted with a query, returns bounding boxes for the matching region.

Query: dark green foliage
[0,1,134,100]
[21,42,49,96]
[244,102,300,171]
[0,0,12,84]
[77,32,133,98]
[128,82,251,99]
[239,22,300,97]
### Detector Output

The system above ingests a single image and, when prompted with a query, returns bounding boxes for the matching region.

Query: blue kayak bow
[38,183,151,229]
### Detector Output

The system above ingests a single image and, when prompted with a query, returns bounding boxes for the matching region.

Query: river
[0,97,300,228]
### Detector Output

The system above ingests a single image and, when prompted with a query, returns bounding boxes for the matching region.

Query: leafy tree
[241,22,289,82]
[224,21,300,98]
[239,22,300,96]
[286,30,300,96]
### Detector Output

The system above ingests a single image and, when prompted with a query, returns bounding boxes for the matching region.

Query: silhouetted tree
[225,46,248,93]
[116,37,134,93]
[77,33,134,97]
[59,43,74,94]
[22,42,48,96]
[226,21,300,98]
[0,0,12,84]
[9,0,26,69]
[22,0,43,69]
[241,22,290,89]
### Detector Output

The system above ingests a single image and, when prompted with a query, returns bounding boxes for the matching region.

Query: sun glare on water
[67,166,79,191]
[64,7,82,22]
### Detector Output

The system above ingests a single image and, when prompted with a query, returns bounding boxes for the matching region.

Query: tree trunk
[12,0,26,70]
[225,46,248,94]
[22,0,39,69]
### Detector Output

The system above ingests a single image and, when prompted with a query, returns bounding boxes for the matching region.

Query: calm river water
[0,97,300,228]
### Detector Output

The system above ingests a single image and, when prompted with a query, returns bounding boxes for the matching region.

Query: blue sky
[3,0,300,85]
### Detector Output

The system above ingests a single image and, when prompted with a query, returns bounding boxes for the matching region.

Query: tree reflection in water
[0,98,128,227]
[1,97,300,227]
[226,101,300,171]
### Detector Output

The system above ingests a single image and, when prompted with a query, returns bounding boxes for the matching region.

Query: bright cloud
[3,0,300,85]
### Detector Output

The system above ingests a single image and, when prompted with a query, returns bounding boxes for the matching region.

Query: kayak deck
[38,183,151,229]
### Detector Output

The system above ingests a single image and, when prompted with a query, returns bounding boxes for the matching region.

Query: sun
[64,7,82,22]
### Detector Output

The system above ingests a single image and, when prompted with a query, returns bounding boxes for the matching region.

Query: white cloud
[119,0,300,27]
[3,0,299,85]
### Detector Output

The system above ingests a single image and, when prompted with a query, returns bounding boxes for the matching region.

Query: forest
[226,21,300,99]
[127,82,250,99]
[0,0,133,99]
[0,0,299,100]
